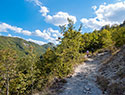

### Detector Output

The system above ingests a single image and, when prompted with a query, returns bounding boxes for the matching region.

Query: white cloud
[34,28,62,41]
[34,28,62,44]
[27,38,46,45]
[47,28,62,44]
[0,23,22,33]
[27,0,77,26]
[22,30,32,36]
[8,34,12,37]
[45,12,77,26]
[0,22,61,44]
[48,28,63,37]
[34,29,51,40]
[92,6,97,10]
[52,34,58,38]
[0,31,45,45]
[6,34,46,45]
[0,23,32,36]
[80,18,109,30]
[26,0,42,6]
[103,2,107,5]
[81,1,125,30]
[27,0,49,16]
[40,6,49,16]
[33,0,42,6]
[4,33,46,45]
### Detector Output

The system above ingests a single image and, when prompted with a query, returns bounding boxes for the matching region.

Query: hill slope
[0,36,55,57]
[97,46,125,95]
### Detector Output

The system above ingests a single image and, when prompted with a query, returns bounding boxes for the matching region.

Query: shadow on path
[59,53,110,95]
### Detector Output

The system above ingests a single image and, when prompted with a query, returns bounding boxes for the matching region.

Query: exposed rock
[97,45,125,95]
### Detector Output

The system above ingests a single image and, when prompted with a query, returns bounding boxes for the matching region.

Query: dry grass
[102,49,120,65]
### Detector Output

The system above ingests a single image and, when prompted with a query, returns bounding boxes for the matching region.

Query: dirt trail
[59,53,110,95]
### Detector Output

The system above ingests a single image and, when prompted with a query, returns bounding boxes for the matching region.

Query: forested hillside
[0,36,55,57]
[0,20,125,95]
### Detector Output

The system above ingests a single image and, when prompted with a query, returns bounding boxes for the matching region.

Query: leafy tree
[99,29,113,48]
[54,19,82,77]
[0,49,17,95]
[112,27,125,47]
[58,19,82,61]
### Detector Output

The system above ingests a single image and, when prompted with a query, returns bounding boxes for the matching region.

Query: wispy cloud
[92,5,97,10]
[6,34,46,45]
[0,22,62,44]
[26,38,46,45]
[0,23,32,36]
[26,0,42,6]
[27,0,49,16]
[26,0,77,26]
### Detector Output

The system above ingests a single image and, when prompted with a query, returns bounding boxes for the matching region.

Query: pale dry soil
[59,53,110,95]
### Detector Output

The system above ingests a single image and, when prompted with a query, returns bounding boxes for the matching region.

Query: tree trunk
[31,64,33,95]
[6,73,9,95]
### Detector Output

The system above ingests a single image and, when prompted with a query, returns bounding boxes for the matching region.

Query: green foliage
[54,20,82,76]
[112,27,125,47]
[35,20,82,88]
[99,29,113,48]
[0,48,40,95]
[0,36,55,57]
[0,49,17,95]
[0,20,125,95]
[58,19,82,60]
[37,48,57,76]
[80,27,119,53]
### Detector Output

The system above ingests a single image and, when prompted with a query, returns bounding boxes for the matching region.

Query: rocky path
[59,57,103,95]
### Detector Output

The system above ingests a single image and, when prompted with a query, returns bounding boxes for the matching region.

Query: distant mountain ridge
[0,36,55,57]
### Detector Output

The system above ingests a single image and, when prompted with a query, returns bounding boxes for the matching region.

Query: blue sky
[0,0,125,45]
